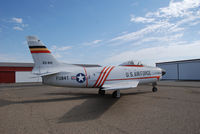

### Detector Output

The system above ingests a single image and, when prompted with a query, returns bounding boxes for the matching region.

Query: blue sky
[0,0,200,66]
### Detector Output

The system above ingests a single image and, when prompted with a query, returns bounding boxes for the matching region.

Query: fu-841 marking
[56,76,69,80]
[26,36,166,98]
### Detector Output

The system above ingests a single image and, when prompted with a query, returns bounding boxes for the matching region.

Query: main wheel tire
[112,91,117,98]
[152,87,158,92]
[98,89,105,95]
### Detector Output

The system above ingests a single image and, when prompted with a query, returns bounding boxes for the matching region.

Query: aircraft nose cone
[162,69,166,76]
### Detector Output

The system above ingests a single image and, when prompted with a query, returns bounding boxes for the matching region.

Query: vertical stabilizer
[26,36,60,74]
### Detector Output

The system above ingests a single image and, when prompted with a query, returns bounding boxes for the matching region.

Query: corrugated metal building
[156,59,200,80]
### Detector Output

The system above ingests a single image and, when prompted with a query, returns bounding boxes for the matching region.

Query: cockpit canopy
[119,60,144,66]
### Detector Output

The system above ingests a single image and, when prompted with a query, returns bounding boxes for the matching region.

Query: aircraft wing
[102,80,139,90]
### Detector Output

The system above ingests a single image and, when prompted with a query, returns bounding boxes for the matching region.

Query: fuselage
[42,65,163,88]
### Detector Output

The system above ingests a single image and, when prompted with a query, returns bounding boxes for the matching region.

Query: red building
[0,62,38,83]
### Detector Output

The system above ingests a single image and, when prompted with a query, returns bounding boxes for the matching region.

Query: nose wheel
[152,87,158,92]
[152,82,158,92]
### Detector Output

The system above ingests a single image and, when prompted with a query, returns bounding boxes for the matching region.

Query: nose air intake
[162,69,166,76]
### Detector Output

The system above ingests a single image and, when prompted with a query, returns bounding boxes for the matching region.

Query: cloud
[13,26,23,31]
[50,45,72,59]
[12,17,23,24]
[146,0,200,18]
[53,53,62,58]
[110,21,175,43]
[72,0,199,65]
[100,0,200,66]
[83,40,102,46]
[51,45,72,51]
[110,0,200,47]
[132,33,183,46]
[58,46,72,51]
[130,15,155,23]
[189,20,200,26]
[93,40,102,44]
[9,17,28,31]
[104,40,200,66]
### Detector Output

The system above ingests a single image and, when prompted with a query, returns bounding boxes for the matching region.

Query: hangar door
[157,63,178,80]
[179,62,200,80]
[0,71,15,83]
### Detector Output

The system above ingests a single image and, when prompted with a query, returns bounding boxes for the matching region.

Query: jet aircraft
[27,36,166,98]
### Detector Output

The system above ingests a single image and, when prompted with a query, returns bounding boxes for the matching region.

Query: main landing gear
[152,82,158,92]
[98,88,121,98]
[112,90,120,98]
[98,88,105,95]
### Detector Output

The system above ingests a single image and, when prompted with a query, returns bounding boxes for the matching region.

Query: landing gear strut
[152,82,158,92]
[98,88,105,95]
[112,90,120,98]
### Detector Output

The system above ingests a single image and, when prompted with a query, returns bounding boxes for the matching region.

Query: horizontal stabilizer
[36,71,60,77]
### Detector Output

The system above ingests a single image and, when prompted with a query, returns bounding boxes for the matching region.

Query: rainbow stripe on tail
[29,46,51,53]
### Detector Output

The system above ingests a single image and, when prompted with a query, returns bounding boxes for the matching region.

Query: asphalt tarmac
[0,81,200,134]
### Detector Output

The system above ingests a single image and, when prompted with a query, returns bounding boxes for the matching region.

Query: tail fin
[26,36,60,74]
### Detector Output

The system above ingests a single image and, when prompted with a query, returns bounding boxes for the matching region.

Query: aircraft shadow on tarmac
[58,94,118,123]
[55,91,151,123]
[0,91,151,123]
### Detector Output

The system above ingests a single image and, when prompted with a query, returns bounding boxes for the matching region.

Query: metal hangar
[156,59,200,80]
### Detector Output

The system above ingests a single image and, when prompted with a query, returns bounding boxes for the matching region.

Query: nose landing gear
[152,82,158,92]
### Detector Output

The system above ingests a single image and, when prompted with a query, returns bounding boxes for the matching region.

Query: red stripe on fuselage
[93,66,107,87]
[100,66,115,87]
[96,66,111,87]
[83,67,88,87]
